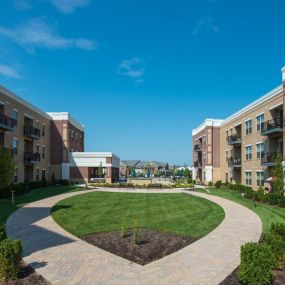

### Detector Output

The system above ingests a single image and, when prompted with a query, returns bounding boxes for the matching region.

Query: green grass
[0,185,82,225]
[51,192,225,238]
[197,188,285,233]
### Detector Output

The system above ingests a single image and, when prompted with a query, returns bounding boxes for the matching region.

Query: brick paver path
[7,189,262,285]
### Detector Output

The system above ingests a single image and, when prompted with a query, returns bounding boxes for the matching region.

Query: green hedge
[238,242,276,285]
[0,225,7,242]
[0,239,22,281]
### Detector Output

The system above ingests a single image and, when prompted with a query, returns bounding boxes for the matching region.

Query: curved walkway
[7,189,262,285]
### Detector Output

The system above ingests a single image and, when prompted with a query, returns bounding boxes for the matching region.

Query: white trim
[24,113,34,120]
[255,112,264,118]
[256,170,265,172]
[12,108,18,112]
[269,103,283,111]
[245,170,252,172]
[234,122,242,127]
[47,112,84,132]
[244,118,252,123]
[192,119,224,136]
[245,144,252,147]
[255,141,264,145]
[0,101,5,105]
[0,85,51,119]
[221,84,283,126]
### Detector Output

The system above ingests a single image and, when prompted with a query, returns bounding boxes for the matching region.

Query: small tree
[0,149,14,192]
[271,152,284,194]
[184,168,190,178]
[98,161,103,180]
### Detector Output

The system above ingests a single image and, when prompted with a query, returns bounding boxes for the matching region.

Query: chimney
[282,66,285,82]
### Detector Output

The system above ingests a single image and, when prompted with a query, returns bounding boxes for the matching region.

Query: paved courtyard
[7,189,262,285]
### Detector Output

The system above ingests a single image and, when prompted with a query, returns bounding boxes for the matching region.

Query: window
[42,146,45,159]
[256,143,264,159]
[246,145,252,160]
[42,125,45,137]
[14,168,18,183]
[245,120,252,135]
[36,144,40,153]
[36,168,40,181]
[256,114,265,131]
[36,121,40,129]
[12,138,18,154]
[245,171,252,185]
[257,171,265,186]
[12,110,18,126]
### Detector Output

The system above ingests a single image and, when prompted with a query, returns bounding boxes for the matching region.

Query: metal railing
[194,144,202,151]
[261,119,283,134]
[24,125,41,138]
[24,152,41,163]
[261,152,278,164]
[228,157,242,167]
[227,135,242,145]
[0,112,17,129]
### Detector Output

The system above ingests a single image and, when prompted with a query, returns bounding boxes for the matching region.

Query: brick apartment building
[0,85,119,184]
[192,66,285,190]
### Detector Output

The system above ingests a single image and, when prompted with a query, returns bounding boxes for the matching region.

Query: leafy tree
[184,168,191,178]
[98,161,103,178]
[271,152,284,194]
[0,149,14,191]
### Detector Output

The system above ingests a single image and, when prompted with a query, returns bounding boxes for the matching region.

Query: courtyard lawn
[0,185,82,225]
[51,192,225,238]
[196,188,285,233]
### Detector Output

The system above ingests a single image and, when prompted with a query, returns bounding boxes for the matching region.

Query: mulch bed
[82,228,195,265]
[0,262,50,285]
[219,266,285,285]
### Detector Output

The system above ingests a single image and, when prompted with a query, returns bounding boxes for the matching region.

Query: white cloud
[0,65,21,79]
[0,19,97,51]
[50,0,90,14]
[118,57,145,79]
[192,16,219,35]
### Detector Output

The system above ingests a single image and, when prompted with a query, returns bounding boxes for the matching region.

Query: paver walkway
[7,189,262,285]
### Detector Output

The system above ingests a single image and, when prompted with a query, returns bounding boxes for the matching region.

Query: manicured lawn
[197,188,285,233]
[51,192,225,238]
[0,185,82,225]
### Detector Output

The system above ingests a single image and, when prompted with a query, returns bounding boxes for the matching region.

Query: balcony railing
[227,135,242,145]
[24,152,41,164]
[0,113,17,131]
[194,144,202,152]
[194,161,202,168]
[24,125,41,139]
[261,152,280,166]
[261,119,283,136]
[228,157,242,167]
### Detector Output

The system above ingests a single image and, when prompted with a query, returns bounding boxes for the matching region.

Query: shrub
[0,239,22,281]
[238,242,275,285]
[120,225,128,238]
[278,196,285,208]
[0,225,7,242]
[215,180,222,189]
[255,186,266,202]
[266,192,281,205]
[192,179,196,185]
[271,223,285,241]
[263,231,285,267]
[208,181,213,186]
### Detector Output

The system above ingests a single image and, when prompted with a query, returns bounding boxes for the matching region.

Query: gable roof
[121,160,140,167]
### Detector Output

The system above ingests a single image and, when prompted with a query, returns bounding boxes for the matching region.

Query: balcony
[194,144,202,152]
[227,135,242,146]
[24,125,41,139]
[0,113,17,131]
[194,161,202,168]
[24,152,40,165]
[228,157,242,168]
[261,119,283,136]
[261,152,280,166]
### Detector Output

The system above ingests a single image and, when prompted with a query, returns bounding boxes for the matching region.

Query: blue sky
[0,0,284,165]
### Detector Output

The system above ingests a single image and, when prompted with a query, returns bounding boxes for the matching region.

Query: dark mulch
[82,229,195,265]
[0,262,50,285]
[219,266,285,285]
